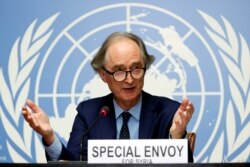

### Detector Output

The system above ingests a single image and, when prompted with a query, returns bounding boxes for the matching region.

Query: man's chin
[121,92,140,101]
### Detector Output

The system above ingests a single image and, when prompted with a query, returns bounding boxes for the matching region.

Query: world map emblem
[37,3,222,161]
[0,2,249,163]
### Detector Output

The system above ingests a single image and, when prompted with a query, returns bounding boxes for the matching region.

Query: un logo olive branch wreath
[0,10,249,162]
[199,11,250,162]
[0,13,59,162]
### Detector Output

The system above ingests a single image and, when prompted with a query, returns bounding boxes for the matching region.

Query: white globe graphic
[35,3,223,161]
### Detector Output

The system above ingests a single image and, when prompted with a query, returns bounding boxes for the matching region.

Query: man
[22,32,194,162]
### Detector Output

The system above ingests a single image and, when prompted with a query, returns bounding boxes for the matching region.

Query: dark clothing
[47,91,193,162]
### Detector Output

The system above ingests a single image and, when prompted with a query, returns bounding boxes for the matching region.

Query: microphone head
[99,106,110,117]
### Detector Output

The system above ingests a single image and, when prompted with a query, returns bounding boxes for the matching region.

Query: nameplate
[88,139,188,164]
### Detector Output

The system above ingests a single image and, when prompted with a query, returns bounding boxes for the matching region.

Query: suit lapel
[99,94,117,139]
[139,91,158,139]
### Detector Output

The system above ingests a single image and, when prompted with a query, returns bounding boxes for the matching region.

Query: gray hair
[91,32,155,71]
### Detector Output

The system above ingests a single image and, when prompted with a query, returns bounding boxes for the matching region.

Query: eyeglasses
[103,67,146,82]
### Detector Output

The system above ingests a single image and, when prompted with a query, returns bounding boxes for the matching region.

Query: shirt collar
[113,94,142,121]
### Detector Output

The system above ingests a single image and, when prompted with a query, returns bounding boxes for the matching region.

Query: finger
[180,109,193,128]
[22,105,38,126]
[26,99,40,113]
[184,105,192,116]
[181,99,194,113]
[188,101,195,114]
[185,102,194,119]
[173,110,182,123]
[178,111,186,124]
[179,97,189,111]
[22,105,28,115]
[22,105,32,120]
[179,109,192,124]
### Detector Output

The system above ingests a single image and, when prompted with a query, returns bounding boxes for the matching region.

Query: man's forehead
[111,61,144,68]
[104,39,144,67]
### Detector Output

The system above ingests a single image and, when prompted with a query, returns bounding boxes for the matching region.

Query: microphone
[79,106,110,161]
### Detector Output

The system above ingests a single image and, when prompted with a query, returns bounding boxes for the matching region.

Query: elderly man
[22,32,194,162]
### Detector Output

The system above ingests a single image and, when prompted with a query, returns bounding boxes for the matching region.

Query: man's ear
[99,70,107,83]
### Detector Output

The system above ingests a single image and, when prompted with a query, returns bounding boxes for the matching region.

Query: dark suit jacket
[47,91,193,162]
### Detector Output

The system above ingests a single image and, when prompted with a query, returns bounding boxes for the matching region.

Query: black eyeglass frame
[102,67,146,82]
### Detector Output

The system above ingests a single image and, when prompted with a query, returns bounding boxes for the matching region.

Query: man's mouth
[123,87,135,91]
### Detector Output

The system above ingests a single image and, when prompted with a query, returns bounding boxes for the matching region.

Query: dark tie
[119,112,131,139]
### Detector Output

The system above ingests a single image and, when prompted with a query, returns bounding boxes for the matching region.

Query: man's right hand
[22,99,55,146]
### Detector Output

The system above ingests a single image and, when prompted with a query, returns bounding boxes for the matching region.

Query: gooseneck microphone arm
[79,106,110,161]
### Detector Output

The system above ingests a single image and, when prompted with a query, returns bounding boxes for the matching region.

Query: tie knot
[121,111,131,123]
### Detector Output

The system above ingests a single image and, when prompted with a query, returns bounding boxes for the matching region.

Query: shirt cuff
[44,135,62,160]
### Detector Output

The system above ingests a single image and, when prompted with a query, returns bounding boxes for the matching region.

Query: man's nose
[124,72,134,83]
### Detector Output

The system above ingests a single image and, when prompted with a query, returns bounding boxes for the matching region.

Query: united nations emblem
[0,2,249,163]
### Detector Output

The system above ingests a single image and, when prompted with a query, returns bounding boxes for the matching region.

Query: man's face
[99,38,145,108]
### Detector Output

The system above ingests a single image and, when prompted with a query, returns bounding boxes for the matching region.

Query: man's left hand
[170,97,194,139]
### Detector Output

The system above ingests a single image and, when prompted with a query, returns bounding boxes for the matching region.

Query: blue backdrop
[0,0,249,163]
